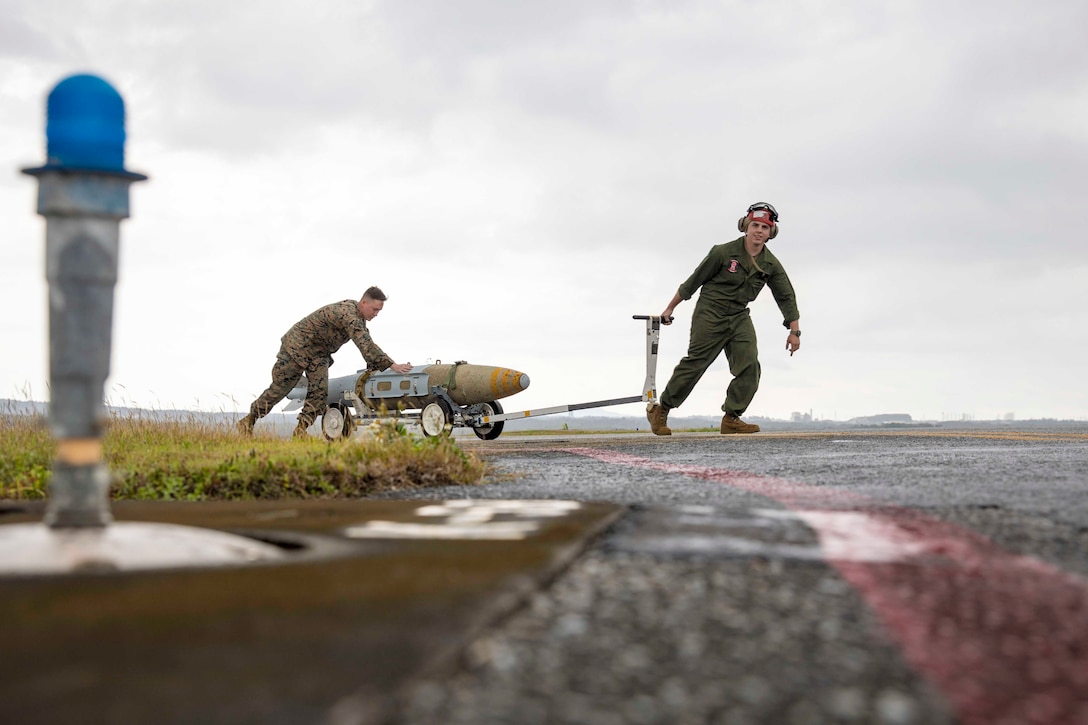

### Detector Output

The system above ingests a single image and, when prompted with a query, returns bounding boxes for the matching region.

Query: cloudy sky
[2,0,1086,423]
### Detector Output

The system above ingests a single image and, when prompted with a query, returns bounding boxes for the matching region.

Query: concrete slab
[0,499,623,724]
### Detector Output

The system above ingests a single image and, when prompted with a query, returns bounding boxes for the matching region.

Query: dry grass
[0,411,486,501]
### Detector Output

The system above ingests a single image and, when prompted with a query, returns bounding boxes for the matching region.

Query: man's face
[358,297,385,321]
[746,221,772,247]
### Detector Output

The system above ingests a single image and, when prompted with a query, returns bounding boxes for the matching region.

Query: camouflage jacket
[280,300,394,372]
[678,236,799,326]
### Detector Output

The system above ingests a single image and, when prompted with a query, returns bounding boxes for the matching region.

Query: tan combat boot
[236,414,256,436]
[720,412,759,434]
[647,404,672,436]
[292,420,311,439]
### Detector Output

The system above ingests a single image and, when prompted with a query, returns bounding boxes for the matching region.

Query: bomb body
[357,363,529,408]
[286,362,530,440]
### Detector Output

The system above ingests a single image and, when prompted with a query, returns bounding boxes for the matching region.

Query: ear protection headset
[738,202,779,239]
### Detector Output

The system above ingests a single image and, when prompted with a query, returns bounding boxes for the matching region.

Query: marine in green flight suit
[648,202,801,435]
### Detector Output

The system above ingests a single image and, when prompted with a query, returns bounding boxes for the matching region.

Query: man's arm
[660,291,684,325]
[768,263,799,326]
[768,265,801,357]
[351,326,397,372]
[663,246,723,324]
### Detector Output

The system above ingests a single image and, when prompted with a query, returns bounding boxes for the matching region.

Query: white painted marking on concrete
[792,510,931,563]
[0,522,284,575]
[343,500,583,541]
[344,521,542,540]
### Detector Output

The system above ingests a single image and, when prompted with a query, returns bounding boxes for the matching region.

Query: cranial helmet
[738,202,779,239]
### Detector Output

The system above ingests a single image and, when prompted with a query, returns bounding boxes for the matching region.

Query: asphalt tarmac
[378,426,1088,725]
[3,425,1086,724]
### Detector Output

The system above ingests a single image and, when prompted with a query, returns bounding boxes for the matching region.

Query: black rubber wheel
[473,400,505,440]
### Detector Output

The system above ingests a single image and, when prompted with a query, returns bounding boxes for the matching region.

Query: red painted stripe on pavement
[560,447,1088,725]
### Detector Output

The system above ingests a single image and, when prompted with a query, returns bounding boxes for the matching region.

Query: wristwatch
[788,330,801,337]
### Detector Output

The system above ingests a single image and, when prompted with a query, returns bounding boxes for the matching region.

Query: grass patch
[0,412,486,501]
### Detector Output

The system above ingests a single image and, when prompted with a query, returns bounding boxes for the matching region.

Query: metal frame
[469,315,660,427]
[334,315,662,439]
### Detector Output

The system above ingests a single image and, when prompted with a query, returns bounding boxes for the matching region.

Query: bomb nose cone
[413,363,531,405]
[491,367,530,398]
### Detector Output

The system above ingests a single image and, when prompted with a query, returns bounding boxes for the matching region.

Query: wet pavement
[2,425,1087,724]
[382,427,1088,725]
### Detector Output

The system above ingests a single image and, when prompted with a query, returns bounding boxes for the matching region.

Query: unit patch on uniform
[728,259,739,273]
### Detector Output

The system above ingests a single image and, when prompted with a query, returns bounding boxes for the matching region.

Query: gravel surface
[394,542,953,725]
[368,427,1088,724]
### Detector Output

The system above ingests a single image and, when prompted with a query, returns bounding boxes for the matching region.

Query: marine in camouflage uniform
[237,287,410,437]
[648,203,801,436]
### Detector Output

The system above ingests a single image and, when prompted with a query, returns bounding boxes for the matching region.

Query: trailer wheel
[473,400,505,440]
[322,403,355,441]
[421,400,452,438]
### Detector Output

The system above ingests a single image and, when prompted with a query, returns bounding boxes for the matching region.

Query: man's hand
[661,292,683,325]
[390,362,413,374]
[786,333,800,357]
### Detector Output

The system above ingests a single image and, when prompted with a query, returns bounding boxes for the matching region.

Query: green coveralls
[660,236,799,416]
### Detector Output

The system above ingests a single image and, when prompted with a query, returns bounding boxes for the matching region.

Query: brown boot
[236,414,256,436]
[720,412,759,434]
[292,421,311,439]
[647,404,672,436]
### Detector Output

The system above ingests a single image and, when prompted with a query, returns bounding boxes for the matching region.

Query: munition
[355,362,530,410]
[284,315,662,441]
[283,361,530,440]
[287,362,530,411]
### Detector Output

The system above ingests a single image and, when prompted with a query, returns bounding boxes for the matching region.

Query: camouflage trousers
[660,308,761,417]
[248,349,329,429]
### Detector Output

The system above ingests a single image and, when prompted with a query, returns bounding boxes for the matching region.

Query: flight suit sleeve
[351,322,395,371]
[677,249,723,301]
[768,265,800,325]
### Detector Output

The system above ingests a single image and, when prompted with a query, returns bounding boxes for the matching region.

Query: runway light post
[0,73,284,574]
[21,73,147,528]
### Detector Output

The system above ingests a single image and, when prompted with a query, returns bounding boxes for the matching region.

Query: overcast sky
[2,0,1086,423]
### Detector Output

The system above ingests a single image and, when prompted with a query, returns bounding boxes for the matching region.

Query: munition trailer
[287,316,663,440]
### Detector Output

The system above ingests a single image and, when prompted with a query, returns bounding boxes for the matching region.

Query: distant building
[847,413,913,425]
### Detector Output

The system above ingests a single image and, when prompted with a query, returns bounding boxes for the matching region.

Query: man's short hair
[362,286,387,302]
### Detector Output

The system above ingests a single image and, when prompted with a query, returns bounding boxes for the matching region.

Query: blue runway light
[45,74,127,172]
[20,71,147,526]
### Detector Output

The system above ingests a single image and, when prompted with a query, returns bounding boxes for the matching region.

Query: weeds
[0,411,486,501]
[0,412,52,499]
